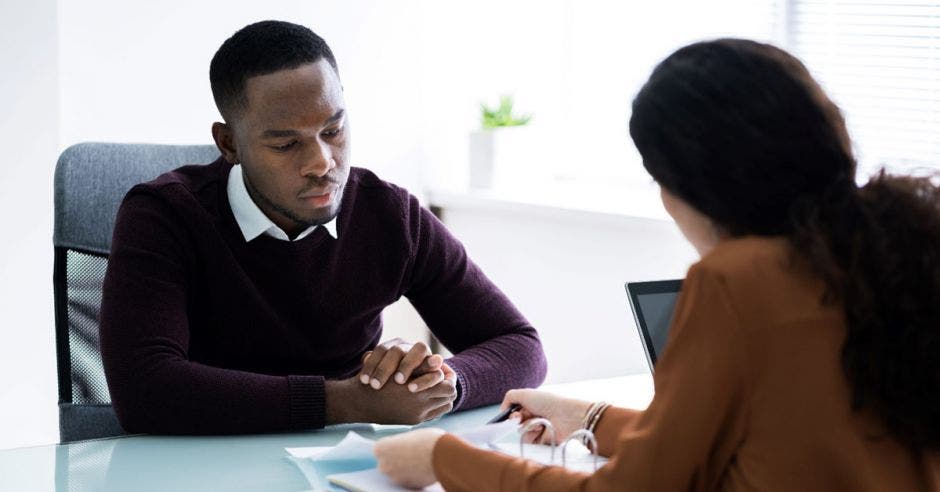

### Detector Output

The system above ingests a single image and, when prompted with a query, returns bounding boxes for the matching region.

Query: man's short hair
[210,20,339,122]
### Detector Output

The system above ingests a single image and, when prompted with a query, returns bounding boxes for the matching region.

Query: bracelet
[580,401,605,431]
[578,401,610,447]
[585,402,611,435]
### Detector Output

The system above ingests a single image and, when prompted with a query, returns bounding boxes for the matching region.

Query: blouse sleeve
[432,264,751,491]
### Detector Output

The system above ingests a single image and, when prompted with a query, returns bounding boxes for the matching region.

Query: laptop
[625,279,682,372]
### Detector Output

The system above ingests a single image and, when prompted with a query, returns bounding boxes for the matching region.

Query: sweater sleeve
[401,195,547,410]
[432,264,750,491]
[99,189,325,434]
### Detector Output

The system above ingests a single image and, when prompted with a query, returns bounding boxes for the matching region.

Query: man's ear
[211,121,238,164]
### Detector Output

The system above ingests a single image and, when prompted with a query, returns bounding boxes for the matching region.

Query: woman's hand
[501,389,593,444]
[374,428,446,489]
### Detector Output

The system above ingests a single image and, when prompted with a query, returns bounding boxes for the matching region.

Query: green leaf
[479,94,532,129]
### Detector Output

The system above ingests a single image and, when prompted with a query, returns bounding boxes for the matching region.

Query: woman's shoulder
[691,236,839,327]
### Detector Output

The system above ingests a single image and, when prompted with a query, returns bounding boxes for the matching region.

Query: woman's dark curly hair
[629,38,939,450]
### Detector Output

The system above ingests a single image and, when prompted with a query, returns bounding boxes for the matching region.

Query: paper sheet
[286,431,376,461]
[328,468,445,492]
[452,417,519,444]
[286,419,519,461]
[286,421,523,491]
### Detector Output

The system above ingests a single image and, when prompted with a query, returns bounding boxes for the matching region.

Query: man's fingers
[369,343,411,389]
[406,370,445,393]
[358,351,374,383]
[359,346,387,384]
[358,338,406,386]
[394,342,432,384]
[441,362,456,382]
[411,353,443,377]
[424,400,455,421]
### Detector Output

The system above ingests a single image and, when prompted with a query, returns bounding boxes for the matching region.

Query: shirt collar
[227,164,338,243]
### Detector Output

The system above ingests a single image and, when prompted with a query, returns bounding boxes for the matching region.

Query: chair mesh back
[53,142,220,442]
[66,250,111,404]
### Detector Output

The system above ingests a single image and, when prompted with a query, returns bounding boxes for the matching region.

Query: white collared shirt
[227,164,338,242]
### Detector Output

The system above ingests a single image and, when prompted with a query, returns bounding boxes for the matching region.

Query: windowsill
[427,178,671,225]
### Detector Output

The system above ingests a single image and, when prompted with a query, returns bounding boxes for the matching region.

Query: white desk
[0,374,652,491]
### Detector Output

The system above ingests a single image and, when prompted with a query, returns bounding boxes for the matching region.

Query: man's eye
[322,127,344,138]
[270,141,297,152]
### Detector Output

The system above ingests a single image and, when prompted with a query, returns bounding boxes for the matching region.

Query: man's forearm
[103,345,327,434]
[445,329,547,410]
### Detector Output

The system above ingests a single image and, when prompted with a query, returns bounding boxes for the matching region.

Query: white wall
[435,198,698,383]
[417,0,571,189]
[416,0,779,189]
[57,0,427,191]
[0,0,61,451]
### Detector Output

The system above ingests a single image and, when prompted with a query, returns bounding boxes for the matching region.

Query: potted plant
[469,95,534,189]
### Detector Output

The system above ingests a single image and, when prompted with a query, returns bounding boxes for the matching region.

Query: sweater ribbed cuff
[287,375,326,429]
[447,362,467,411]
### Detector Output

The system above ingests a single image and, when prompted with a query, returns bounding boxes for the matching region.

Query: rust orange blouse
[432,237,939,491]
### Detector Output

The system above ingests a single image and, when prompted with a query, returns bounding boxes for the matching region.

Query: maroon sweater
[99,158,546,434]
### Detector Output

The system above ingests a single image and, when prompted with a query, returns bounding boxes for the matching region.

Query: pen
[486,403,522,424]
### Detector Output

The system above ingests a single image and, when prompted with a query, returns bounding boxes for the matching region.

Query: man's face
[227,59,350,235]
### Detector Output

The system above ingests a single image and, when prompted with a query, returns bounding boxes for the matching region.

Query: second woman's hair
[629,38,939,450]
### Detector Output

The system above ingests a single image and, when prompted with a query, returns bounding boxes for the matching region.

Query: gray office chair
[53,142,220,443]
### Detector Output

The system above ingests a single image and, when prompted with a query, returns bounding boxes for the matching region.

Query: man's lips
[299,185,338,207]
[298,184,338,198]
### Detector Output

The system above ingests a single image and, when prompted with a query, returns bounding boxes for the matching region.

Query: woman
[373,39,940,490]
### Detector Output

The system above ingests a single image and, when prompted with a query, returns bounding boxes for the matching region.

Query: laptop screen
[625,280,682,371]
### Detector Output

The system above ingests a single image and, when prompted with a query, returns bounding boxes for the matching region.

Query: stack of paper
[286,419,521,491]
[327,469,445,492]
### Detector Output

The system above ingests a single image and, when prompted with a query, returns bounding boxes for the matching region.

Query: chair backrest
[53,142,220,443]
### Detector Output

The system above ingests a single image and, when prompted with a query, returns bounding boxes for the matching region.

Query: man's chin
[299,188,343,225]
[301,206,340,226]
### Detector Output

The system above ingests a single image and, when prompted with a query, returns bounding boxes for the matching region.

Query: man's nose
[300,141,335,178]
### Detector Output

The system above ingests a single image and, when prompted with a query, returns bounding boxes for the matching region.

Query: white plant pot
[468,126,540,189]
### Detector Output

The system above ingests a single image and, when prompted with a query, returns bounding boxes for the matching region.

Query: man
[99,20,547,434]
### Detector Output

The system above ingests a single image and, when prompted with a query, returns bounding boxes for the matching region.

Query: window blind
[783,1,940,175]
